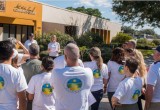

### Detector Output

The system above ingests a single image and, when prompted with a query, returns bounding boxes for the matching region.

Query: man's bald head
[64,43,79,62]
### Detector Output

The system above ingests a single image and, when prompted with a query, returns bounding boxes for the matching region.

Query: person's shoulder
[78,58,83,63]
[25,39,30,42]
[107,60,113,65]
[56,42,60,45]
[83,67,92,73]
[102,63,107,67]
[32,72,43,79]
[31,59,42,64]
[84,61,95,67]
[135,77,142,83]
[54,55,64,61]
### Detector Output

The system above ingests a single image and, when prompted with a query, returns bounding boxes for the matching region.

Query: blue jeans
[91,89,103,110]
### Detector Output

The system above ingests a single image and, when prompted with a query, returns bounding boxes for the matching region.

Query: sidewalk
[99,94,112,110]
[99,94,145,110]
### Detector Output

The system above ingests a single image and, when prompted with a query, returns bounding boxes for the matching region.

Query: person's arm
[17,90,27,110]
[102,64,109,93]
[17,40,29,54]
[28,93,34,101]
[48,43,51,53]
[58,43,61,53]
[103,78,108,93]
[145,64,157,110]
[144,84,154,110]
[111,96,119,109]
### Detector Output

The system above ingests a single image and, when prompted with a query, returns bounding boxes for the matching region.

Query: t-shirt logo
[0,76,4,90]
[67,78,82,93]
[42,83,53,95]
[118,66,124,74]
[93,69,101,78]
[132,90,141,100]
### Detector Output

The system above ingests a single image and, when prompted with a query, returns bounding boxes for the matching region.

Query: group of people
[0,34,160,110]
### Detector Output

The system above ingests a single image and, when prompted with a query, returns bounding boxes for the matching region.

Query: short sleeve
[58,42,60,48]
[16,71,28,92]
[101,64,108,79]
[17,53,24,64]
[88,92,96,106]
[147,65,158,86]
[50,70,57,88]
[113,82,127,100]
[78,59,84,68]
[48,43,50,49]
[24,41,27,48]
[35,40,38,44]
[26,76,35,94]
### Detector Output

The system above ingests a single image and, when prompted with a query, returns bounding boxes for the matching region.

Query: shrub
[74,31,104,48]
[35,31,74,51]
[111,32,132,44]
[137,38,156,49]
[152,39,160,46]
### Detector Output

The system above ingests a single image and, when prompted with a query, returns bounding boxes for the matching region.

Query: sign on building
[0,0,5,11]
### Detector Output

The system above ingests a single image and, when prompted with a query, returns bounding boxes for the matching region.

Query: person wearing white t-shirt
[48,35,60,60]
[54,40,84,69]
[112,57,142,110]
[145,45,160,110]
[107,47,125,109]
[8,37,30,65]
[0,40,28,110]
[27,56,55,110]
[24,33,38,50]
[54,55,84,69]
[51,43,94,110]
[84,47,108,110]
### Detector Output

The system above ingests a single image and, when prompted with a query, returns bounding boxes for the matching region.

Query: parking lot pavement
[99,94,112,110]
[99,94,145,110]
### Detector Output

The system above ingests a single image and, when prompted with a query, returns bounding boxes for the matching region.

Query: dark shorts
[91,89,103,110]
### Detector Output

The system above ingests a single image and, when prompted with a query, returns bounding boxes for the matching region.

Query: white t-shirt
[27,72,55,110]
[113,77,142,104]
[147,62,160,102]
[24,39,37,50]
[107,60,125,92]
[48,42,60,57]
[53,55,84,69]
[0,64,28,110]
[84,61,108,91]
[51,66,94,110]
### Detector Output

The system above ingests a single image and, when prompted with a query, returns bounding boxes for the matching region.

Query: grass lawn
[139,49,154,58]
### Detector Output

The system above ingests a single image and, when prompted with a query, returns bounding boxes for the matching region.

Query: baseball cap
[155,45,160,52]
[29,33,34,37]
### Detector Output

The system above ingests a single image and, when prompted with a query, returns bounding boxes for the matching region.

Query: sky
[36,0,160,35]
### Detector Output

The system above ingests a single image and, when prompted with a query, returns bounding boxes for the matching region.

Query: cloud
[74,0,111,8]
[94,0,112,8]
[74,0,95,7]
[111,12,116,16]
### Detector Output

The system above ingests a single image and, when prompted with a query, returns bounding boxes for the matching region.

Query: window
[10,25,16,38]
[3,24,9,40]
[22,26,27,43]
[65,26,77,36]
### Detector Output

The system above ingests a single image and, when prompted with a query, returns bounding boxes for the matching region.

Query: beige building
[0,0,121,44]
[42,4,121,44]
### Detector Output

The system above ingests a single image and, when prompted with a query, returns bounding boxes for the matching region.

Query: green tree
[66,6,110,20]
[111,33,132,44]
[138,29,156,35]
[121,26,135,35]
[112,1,160,27]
